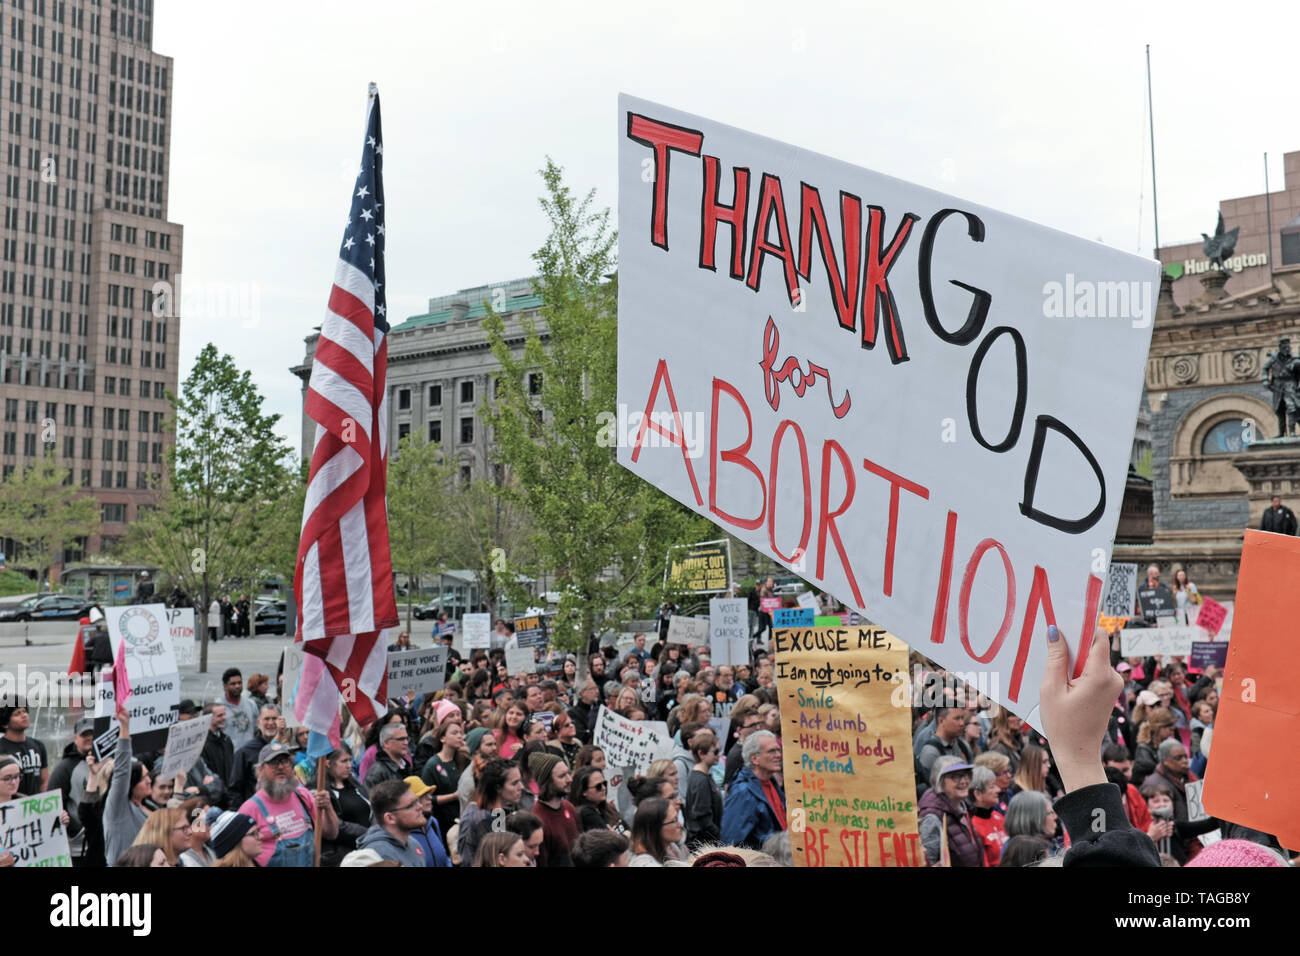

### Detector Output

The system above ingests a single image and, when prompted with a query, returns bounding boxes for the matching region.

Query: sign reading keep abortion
[616,94,1158,726]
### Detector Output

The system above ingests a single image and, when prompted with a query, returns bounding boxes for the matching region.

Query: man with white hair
[239,741,338,867]
[720,729,785,849]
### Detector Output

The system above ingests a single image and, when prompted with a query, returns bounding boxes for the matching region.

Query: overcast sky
[155,0,1297,451]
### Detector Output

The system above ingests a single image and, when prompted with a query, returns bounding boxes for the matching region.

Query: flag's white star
[376,224,385,236]
[368,135,376,147]
[375,142,383,155]
[369,257,375,270]
[343,236,355,250]
[376,304,386,316]
[360,208,374,221]
[356,185,370,199]
[365,232,375,246]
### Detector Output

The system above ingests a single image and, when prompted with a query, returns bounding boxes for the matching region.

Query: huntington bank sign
[1168,251,1268,279]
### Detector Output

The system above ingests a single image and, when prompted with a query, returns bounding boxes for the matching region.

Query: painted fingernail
[1047,625,1059,642]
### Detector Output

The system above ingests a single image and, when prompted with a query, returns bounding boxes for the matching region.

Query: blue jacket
[411,817,452,867]
[721,767,784,849]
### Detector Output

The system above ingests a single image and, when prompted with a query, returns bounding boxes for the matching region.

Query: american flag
[293,84,397,747]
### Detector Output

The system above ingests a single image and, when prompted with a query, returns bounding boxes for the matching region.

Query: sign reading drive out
[616,95,1158,726]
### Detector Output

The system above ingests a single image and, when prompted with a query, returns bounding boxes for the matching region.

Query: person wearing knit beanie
[431,699,461,728]
[528,751,562,789]
[466,727,492,757]
[1185,839,1287,867]
[209,811,258,859]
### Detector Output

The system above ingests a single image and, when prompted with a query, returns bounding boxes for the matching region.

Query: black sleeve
[1055,783,1161,868]
[1175,816,1221,839]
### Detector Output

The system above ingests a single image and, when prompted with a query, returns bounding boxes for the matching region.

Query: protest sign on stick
[505,646,536,676]
[775,625,918,866]
[156,713,213,782]
[667,615,710,646]
[1101,563,1138,617]
[592,708,672,775]
[513,616,548,651]
[462,613,491,650]
[773,607,814,629]
[1196,596,1228,636]
[616,95,1158,726]
[386,647,448,698]
[1119,626,1203,657]
[709,597,748,666]
[0,790,71,866]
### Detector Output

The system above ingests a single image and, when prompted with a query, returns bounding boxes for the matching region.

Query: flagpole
[1146,45,1161,257]
[314,756,326,867]
[1265,153,1275,287]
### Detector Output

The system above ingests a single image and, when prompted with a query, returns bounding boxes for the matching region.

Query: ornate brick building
[1114,267,1300,598]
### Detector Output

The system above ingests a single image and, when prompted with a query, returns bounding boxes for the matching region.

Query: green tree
[0,451,98,588]
[483,159,711,652]
[442,468,539,619]
[387,431,458,630]
[122,344,293,671]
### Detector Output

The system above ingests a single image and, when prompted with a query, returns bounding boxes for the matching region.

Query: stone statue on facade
[1263,337,1300,437]
[1201,212,1240,271]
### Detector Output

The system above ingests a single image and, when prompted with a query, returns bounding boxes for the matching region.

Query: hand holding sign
[1038,625,1123,794]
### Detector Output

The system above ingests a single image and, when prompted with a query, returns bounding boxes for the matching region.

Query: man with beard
[528,751,578,867]
[239,740,338,867]
[710,666,739,720]
[568,678,601,744]
[231,705,283,804]
[1143,739,1221,865]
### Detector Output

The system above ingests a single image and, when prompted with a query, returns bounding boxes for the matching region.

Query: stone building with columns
[1114,266,1300,597]
[292,276,546,482]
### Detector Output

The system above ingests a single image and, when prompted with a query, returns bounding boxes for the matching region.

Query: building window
[102,502,127,522]
[528,372,542,395]
[397,387,410,411]
[428,384,441,407]
[460,381,474,404]
[459,465,471,486]
[428,420,441,444]
[397,422,410,443]
[460,417,473,444]
[1201,419,1248,455]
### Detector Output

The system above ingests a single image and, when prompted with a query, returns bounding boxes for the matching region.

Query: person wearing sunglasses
[355,779,430,866]
[684,729,723,849]
[569,765,623,832]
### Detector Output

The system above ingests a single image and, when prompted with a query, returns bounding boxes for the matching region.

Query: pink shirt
[240,786,318,867]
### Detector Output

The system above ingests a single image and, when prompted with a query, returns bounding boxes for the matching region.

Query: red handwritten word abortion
[759,317,851,419]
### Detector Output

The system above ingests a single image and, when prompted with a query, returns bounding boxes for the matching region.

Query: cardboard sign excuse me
[616,95,1158,726]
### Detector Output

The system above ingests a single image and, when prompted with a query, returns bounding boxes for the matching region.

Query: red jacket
[970,806,1008,866]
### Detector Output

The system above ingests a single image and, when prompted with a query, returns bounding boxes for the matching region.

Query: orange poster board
[1201,531,1300,850]
[774,626,919,866]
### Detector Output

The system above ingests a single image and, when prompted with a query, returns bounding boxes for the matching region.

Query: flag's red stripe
[327,284,374,340]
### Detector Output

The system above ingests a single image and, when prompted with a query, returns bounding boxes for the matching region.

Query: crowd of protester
[1,569,1292,868]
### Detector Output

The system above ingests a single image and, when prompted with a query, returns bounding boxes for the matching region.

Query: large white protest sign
[592,708,672,774]
[0,790,71,866]
[1120,625,1204,657]
[156,713,213,782]
[505,646,536,675]
[709,597,748,666]
[462,613,491,650]
[667,615,710,646]
[1101,563,1138,618]
[387,647,448,699]
[94,604,180,734]
[168,608,198,666]
[283,644,306,729]
[616,95,1158,726]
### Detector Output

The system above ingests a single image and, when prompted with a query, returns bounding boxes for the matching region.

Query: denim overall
[250,791,316,867]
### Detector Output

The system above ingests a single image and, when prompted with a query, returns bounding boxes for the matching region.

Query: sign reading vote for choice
[616,95,1158,726]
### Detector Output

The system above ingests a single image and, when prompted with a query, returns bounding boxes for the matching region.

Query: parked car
[411,601,441,620]
[0,594,95,622]
[254,599,287,634]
